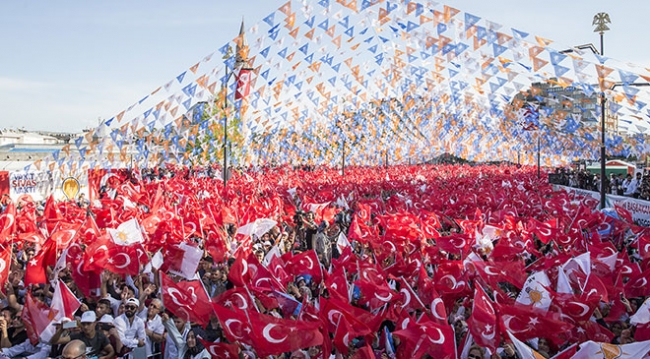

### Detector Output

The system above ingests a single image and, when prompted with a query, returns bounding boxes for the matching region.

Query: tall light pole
[222,46,233,187]
[593,12,611,209]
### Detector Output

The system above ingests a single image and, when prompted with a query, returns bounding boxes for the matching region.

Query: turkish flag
[161,242,203,280]
[24,239,57,287]
[160,272,213,326]
[0,201,16,240]
[549,291,599,323]
[324,266,349,303]
[50,221,82,248]
[267,254,291,288]
[625,268,650,298]
[247,310,323,357]
[467,285,499,352]
[320,297,374,337]
[87,237,140,276]
[332,314,353,355]
[286,249,322,284]
[392,319,455,359]
[198,337,239,359]
[215,287,255,311]
[527,217,560,244]
[353,278,396,310]
[67,243,101,298]
[41,195,63,234]
[499,304,574,346]
[394,276,425,312]
[228,250,252,287]
[212,304,255,346]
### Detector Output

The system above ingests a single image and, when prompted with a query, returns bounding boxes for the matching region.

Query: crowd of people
[0,163,649,358]
[554,167,650,201]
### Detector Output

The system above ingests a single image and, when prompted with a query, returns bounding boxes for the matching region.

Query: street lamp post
[222,47,232,187]
[593,12,611,209]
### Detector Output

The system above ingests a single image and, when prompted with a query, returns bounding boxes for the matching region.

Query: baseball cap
[126,298,140,308]
[99,314,114,324]
[81,311,96,323]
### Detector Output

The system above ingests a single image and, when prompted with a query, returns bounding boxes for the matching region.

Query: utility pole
[593,12,610,209]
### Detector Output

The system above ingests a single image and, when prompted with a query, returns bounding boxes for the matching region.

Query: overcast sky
[1,0,649,133]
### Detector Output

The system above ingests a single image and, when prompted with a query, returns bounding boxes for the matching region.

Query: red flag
[212,304,255,346]
[160,272,213,326]
[247,310,323,357]
[67,243,101,298]
[320,297,374,337]
[228,250,252,287]
[50,221,81,248]
[51,279,81,321]
[24,239,57,286]
[499,304,574,346]
[87,237,140,276]
[235,68,252,100]
[467,285,499,352]
[353,278,396,310]
[0,201,16,240]
[22,292,57,345]
[392,319,456,359]
[198,337,239,359]
[332,314,353,355]
[324,266,349,303]
[625,268,650,298]
[215,288,255,311]
[286,249,322,284]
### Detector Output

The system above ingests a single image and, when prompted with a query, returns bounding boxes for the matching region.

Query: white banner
[555,185,650,227]
[9,171,53,200]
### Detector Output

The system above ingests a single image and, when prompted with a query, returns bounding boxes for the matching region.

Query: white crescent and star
[225,319,244,339]
[484,266,499,276]
[502,315,526,334]
[0,213,15,231]
[241,259,249,277]
[374,292,393,302]
[303,256,314,270]
[113,253,132,269]
[427,327,445,344]
[440,275,457,290]
[327,310,343,326]
[233,293,249,310]
[262,324,287,344]
[431,298,446,321]
[400,288,411,308]
[567,301,590,317]
[167,288,190,308]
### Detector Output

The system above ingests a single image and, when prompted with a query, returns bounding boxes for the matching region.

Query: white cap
[81,311,96,323]
[125,298,140,307]
[99,314,114,324]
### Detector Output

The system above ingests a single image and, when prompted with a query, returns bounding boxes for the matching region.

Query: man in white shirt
[113,298,146,353]
[625,173,642,197]
[136,298,164,358]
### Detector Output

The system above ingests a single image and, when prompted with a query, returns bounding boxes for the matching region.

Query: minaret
[235,18,250,69]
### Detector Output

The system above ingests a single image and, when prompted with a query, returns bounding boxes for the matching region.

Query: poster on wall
[9,171,53,200]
